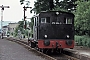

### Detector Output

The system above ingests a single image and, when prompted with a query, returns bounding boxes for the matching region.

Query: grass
[75,35,90,47]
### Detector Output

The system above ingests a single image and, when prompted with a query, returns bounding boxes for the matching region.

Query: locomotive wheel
[29,42,31,47]
[41,49,46,53]
[60,49,63,53]
[30,42,35,48]
[35,44,39,51]
[39,48,41,52]
[41,49,44,53]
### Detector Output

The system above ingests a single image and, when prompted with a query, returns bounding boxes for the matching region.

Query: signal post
[23,6,32,29]
[0,5,10,39]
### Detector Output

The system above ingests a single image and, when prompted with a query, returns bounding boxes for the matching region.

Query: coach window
[41,18,46,23]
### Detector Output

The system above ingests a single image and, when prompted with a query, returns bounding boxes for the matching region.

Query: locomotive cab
[32,11,75,52]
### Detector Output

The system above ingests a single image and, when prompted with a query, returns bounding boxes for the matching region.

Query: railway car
[30,11,75,53]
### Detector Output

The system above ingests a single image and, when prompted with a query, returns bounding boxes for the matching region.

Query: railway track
[49,53,79,60]
[47,51,79,60]
[5,37,79,60]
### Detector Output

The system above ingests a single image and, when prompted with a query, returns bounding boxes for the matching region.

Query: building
[2,25,8,36]
[8,23,19,35]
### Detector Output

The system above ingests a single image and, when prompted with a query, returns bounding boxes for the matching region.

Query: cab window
[41,18,46,23]
[41,17,50,23]
[64,17,72,24]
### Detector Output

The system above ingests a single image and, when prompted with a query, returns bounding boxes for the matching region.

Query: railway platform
[64,46,90,60]
[0,38,46,60]
[18,38,90,60]
[5,37,90,60]
[74,46,90,56]
[14,37,90,56]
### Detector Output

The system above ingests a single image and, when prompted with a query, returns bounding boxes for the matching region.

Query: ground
[73,46,90,56]
[0,38,46,60]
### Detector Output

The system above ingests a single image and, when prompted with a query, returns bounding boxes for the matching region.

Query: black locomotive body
[31,11,74,52]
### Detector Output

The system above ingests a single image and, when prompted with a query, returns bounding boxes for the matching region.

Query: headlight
[66,35,69,38]
[45,35,47,38]
[56,12,59,15]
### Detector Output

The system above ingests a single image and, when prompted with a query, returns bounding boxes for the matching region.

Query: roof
[2,25,8,28]
[35,11,75,17]
[41,11,74,16]
[9,22,18,24]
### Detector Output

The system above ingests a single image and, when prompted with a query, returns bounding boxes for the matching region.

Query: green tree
[74,1,90,35]
[20,0,24,4]
[32,0,54,14]
[33,0,77,14]
[59,0,77,12]
[20,0,77,13]
[14,21,24,36]
[29,17,34,30]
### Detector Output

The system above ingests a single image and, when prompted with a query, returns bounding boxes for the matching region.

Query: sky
[0,0,35,22]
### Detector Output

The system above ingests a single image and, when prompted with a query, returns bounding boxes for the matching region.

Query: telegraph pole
[23,6,32,39]
[23,6,32,29]
[0,5,10,39]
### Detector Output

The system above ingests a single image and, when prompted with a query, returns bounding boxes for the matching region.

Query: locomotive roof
[34,11,75,17]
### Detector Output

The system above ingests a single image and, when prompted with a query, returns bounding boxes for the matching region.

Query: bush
[13,33,17,37]
[75,35,90,47]
[75,36,82,46]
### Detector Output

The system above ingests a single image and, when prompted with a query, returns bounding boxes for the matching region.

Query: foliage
[55,0,76,12]
[7,31,10,34]
[13,33,17,37]
[14,21,24,36]
[20,0,30,6]
[14,20,33,37]
[75,35,90,47]
[32,0,54,14]
[25,29,28,37]
[33,0,77,14]
[11,32,13,36]
[20,0,77,14]
[20,0,24,4]
[74,1,90,36]
[30,17,34,30]
[18,21,24,34]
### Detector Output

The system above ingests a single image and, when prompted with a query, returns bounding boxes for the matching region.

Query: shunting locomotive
[30,11,75,53]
